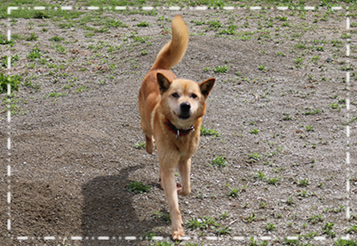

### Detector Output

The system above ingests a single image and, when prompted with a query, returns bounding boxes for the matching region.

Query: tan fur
[138,15,215,240]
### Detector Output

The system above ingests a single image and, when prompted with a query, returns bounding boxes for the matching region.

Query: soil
[0,6,356,246]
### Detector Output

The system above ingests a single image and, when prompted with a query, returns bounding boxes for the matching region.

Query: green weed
[250,129,259,134]
[137,21,150,27]
[245,212,256,223]
[0,73,21,94]
[49,36,64,42]
[28,46,42,60]
[323,222,336,238]
[227,188,239,198]
[308,214,323,224]
[200,126,221,137]
[26,32,38,41]
[249,152,262,163]
[127,181,151,194]
[134,141,146,150]
[212,156,227,167]
[214,65,229,74]
[266,222,276,231]
[304,108,321,115]
[152,211,171,223]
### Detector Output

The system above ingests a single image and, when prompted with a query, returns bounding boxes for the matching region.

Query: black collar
[164,118,194,140]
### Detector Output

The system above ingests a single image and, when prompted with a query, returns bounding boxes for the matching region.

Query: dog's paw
[172,229,185,241]
[177,183,190,196]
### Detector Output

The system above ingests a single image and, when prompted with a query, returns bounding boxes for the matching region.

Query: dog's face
[157,73,215,129]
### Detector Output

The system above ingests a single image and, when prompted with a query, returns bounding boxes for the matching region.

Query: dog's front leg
[161,166,185,240]
[178,158,191,196]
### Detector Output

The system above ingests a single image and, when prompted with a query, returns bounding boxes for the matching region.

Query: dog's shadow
[81,165,165,241]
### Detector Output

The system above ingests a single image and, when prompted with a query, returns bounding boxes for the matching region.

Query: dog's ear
[199,78,215,99]
[157,73,171,95]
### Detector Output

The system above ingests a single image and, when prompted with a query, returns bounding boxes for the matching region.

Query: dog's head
[157,72,215,129]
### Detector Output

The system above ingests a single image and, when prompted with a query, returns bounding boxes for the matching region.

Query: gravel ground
[0,6,356,246]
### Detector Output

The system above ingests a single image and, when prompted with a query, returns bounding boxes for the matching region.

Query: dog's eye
[172,93,180,98]
[191,94,198,99]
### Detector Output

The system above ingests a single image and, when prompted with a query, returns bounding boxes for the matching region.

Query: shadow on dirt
[81,165,164,244]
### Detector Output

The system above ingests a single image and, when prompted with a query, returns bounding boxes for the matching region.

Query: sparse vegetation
[211,156,227,167]
[127,181,151,194]
[0,3,352,242]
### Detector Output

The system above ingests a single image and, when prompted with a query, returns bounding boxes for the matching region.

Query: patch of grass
[316,46,324,51]
[283,114,292,120]
[304,108,321,115]
[219,24,237,35]
[305,125,314,132]
[294,56,304,68]
[227,188,239,198]
[53,44,66,54]
[214,65,229,74]
[346,224,357,234]
[48,91,67,98]
[207,20,223,29]
[308,214,324,224]
[134,141,146,150]
[330,103,340,110]
[142,231,157,241]
[335,239,357,246]
[295,43,307,49]
[105,19,128,28]
[298,178,309,187]
[267,177,279,186]
[276,51,285,57]
[324,205,345,214]
[215,225,231,235]
[33,11,49,19]
[49,36,64,42]
[131,35,150,43]
[28,46,42,60]
[258,65,266,72]
[127,181,151,194]
[250,128,259,134]
[1,54,19,68]
[0,73,21,94]
[185,216,220,230]
[137,21,150,27]
[152,211,170,223]
[0,33,14,45]
[286,195,295,206]
[26,32,38,41]
[185,216,231,236]
[266,222,276,231]
[256,171,265,180]
[245,212,256,223]
[212,156,227,167]
[276,16,288,21]
[297,190,309,198]
[200,126,221,137]
[323,222,336,238]
[249,152,262,163]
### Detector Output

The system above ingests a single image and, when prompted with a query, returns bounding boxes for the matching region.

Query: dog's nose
[180,102,190,113]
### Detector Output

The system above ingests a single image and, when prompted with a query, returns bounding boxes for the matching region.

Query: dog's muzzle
[179,102,191,119]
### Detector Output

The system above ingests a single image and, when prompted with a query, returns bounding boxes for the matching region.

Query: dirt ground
[0,6,356,246]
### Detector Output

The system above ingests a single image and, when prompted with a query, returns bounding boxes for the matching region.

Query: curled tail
[151,15,189,70]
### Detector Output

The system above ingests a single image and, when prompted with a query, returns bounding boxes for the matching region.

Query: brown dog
[138,15,215,240]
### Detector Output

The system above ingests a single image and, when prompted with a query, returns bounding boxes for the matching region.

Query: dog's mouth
[179,114,190,120]
[174,112,191,120]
